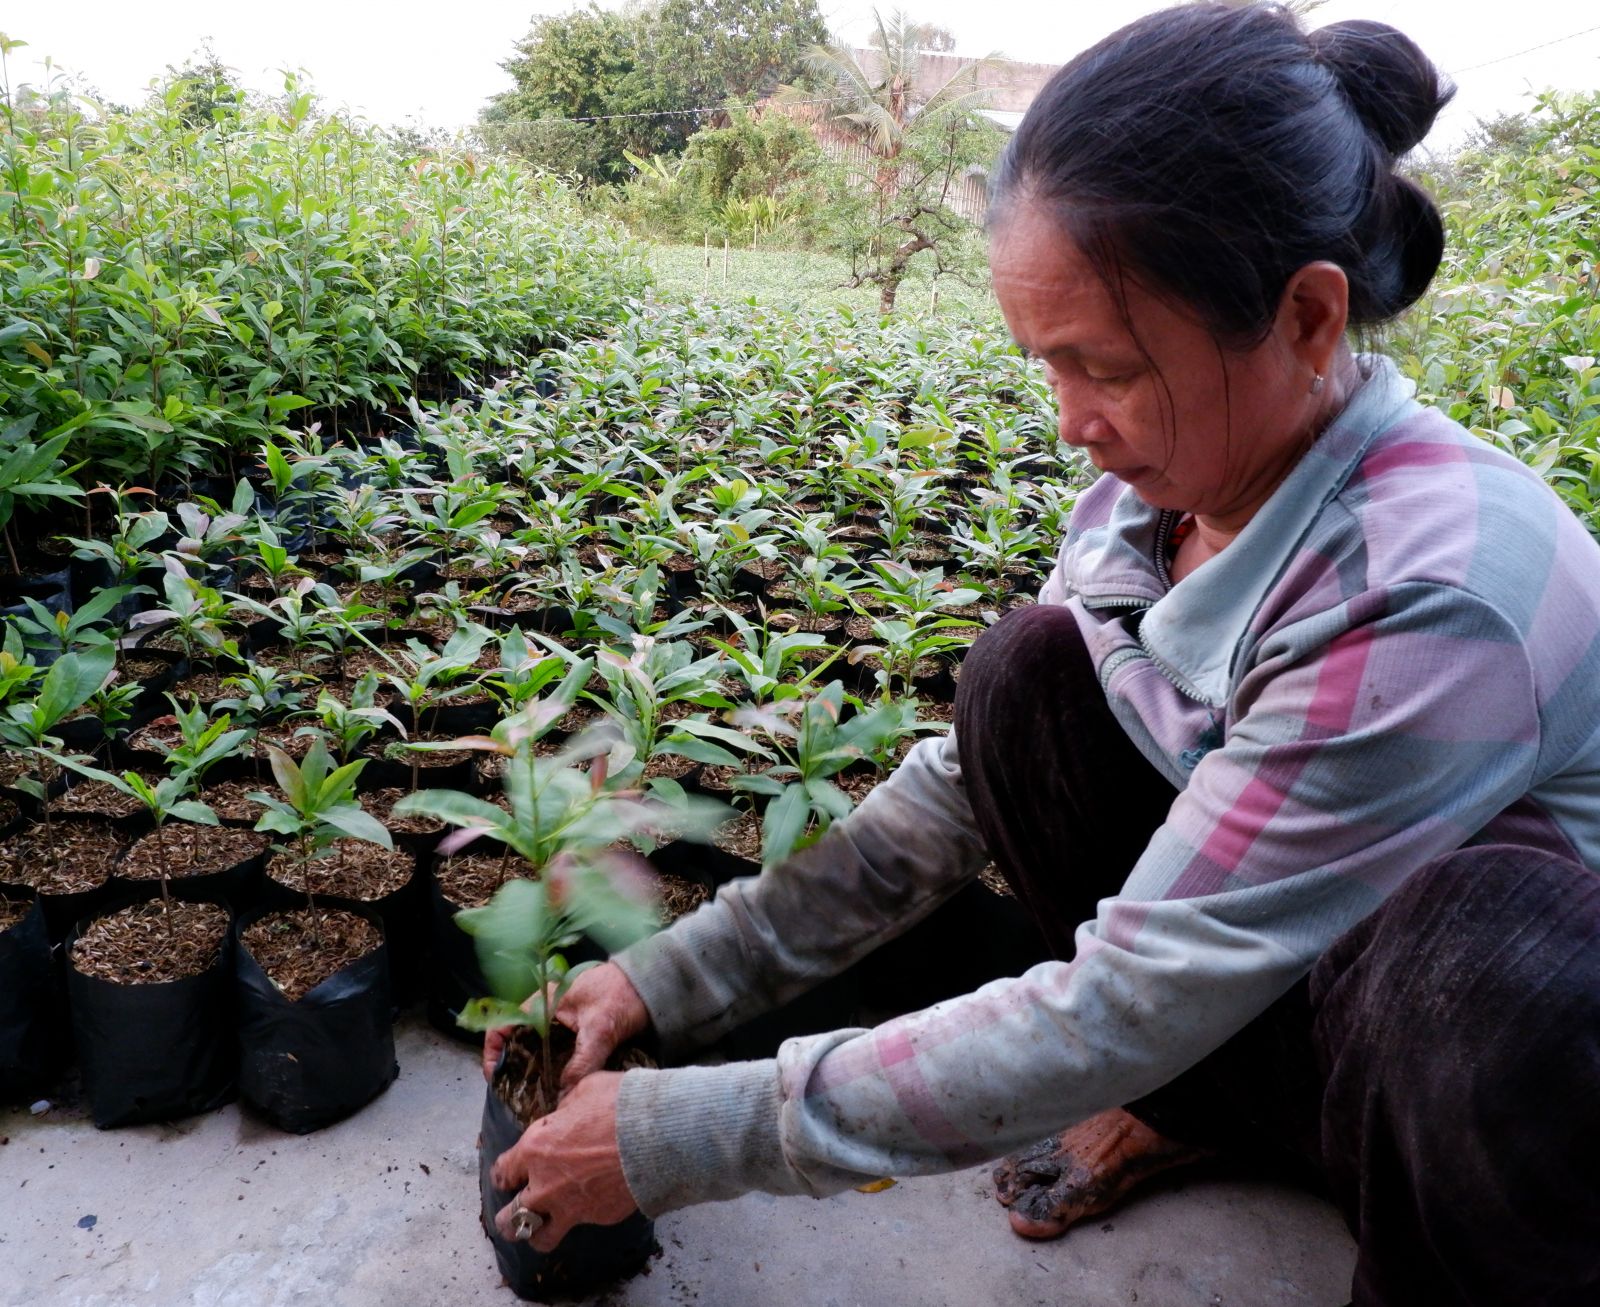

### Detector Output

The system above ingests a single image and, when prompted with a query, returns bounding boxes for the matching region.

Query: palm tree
[788,9,999,313]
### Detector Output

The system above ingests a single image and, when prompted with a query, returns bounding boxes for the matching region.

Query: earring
[1310,373,1326,395]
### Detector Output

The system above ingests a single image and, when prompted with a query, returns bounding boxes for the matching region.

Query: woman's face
[989,201,1319,529]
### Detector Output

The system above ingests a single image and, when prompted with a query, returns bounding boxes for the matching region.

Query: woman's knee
[954,604,1095,743]
[1315,845,1600,1047]
[1313,847,1600,1300]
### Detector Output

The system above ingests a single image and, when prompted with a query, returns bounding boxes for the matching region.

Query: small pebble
[77,1215,97,1229]
[29,1100,50,1116]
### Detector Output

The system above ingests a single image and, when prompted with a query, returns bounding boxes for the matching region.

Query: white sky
[6,2,1599,150]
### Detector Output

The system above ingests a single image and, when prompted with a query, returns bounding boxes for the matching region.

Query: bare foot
[992,1107,1213,1239]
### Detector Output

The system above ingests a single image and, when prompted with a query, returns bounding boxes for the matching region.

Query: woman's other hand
[481,961,650,1092]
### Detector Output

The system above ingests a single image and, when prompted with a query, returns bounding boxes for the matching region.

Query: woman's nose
[1048,370,1097,448]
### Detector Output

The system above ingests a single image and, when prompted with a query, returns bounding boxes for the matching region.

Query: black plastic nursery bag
[0,895,66,1102]
[66,918,237,1128]
[479,1081,657,1302]
[234,906,398,1134]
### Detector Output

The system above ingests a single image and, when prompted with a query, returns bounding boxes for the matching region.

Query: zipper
[1151,507,1179,593]
[1134,622,1210,702]
[1087,509,1212,702]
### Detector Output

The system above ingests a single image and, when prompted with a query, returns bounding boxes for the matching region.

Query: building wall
[849,49,1061,113]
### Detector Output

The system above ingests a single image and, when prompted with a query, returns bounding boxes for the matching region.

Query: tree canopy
[480,0,828,184]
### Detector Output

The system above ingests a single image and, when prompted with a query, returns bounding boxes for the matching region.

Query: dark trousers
[953,605,1600,1307]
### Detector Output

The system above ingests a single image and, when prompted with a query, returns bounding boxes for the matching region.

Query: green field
[639,242,1001,319]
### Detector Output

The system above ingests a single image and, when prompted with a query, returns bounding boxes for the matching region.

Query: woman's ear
[1277,261,1350,378]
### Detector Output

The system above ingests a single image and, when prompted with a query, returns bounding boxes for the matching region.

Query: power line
[484,93,852,129]
[1451,23,1600,76]
[479,25,1600,133]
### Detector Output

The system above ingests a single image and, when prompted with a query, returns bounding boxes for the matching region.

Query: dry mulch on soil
[979,863,1013,897]
[242,908,383,1002]
[268,840,414,901]
[642,752,698,783]
[118,824,266,882]
[0,823,128,894]
[199,779,274,824]
[496,1025,654,1128]
[712,809,763,863]
[71,900,230,984]
[166,667,243,707]
[364,788,444,836]
[655,872,710,923]
[0,898,33,932]
[55,777,150,820]
[122,654,177,684]
[765,611,845,635]
[435,853,538,910]
[0,751,44,788]
[360,739,473,770]
[693,763,743,796]
[252,725,317,761]
[833,770,884,805]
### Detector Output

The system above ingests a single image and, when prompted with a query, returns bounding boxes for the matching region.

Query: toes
[993,1135,1067,1204]
[1008,1207,1075,1241]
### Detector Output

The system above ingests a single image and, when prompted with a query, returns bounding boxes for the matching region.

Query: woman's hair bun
[1308,19,1455,157]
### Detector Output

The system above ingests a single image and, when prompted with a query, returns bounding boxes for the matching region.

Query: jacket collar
[1083,357,1420,706]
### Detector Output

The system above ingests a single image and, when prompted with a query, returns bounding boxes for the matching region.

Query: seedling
[398,704,723,1106]
[708,610,843,705]
[588,636,764,793]
[848,613,972,701]
[730,681,922,865]
[50,733,243,920]
[250,738,395,942]
[298,672,404,764]
[0,644,115,841]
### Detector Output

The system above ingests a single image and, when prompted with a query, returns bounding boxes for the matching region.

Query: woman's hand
[490,1070,636,1251]
[481,961,651,1091]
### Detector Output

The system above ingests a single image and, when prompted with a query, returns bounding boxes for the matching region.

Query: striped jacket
[612,357,1600,1214]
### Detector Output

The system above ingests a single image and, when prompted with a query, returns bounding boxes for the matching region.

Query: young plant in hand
[396,702,723,1108]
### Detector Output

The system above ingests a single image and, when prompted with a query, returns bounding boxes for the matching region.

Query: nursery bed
[2,1012,1356,1307]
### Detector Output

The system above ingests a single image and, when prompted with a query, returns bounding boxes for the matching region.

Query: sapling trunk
[153,819,173,926]
[300,832,323,948]
[537,970,558,1108]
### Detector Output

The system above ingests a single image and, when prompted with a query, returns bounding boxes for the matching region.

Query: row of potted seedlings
[0,561,962,1121]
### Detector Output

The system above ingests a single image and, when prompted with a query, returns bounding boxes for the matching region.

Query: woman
[485,7,1600,1303]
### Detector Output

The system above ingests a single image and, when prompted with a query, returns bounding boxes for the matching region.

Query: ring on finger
[510,1206,545,1240]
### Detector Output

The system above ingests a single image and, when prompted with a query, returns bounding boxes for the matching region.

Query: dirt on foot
[992,1106,1213,1239]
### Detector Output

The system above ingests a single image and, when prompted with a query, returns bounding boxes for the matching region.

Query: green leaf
[393,788,507,832]
[168,800,221,826]
[318,803,394,850]
[760,784,811,868]
[32,646,115,733]
[454,996,539,1033]
[265,745,307,809]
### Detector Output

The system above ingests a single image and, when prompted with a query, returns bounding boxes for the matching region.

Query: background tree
[480,0,827,185]
[158,44,245,128]
[609,106,826,243]
[479,5,657,183]
[872,19,957,53]
[795,8,1002,313]
[646,0,829,108]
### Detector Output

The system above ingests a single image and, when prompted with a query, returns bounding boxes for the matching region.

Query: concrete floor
[2,1015,1356,1307]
